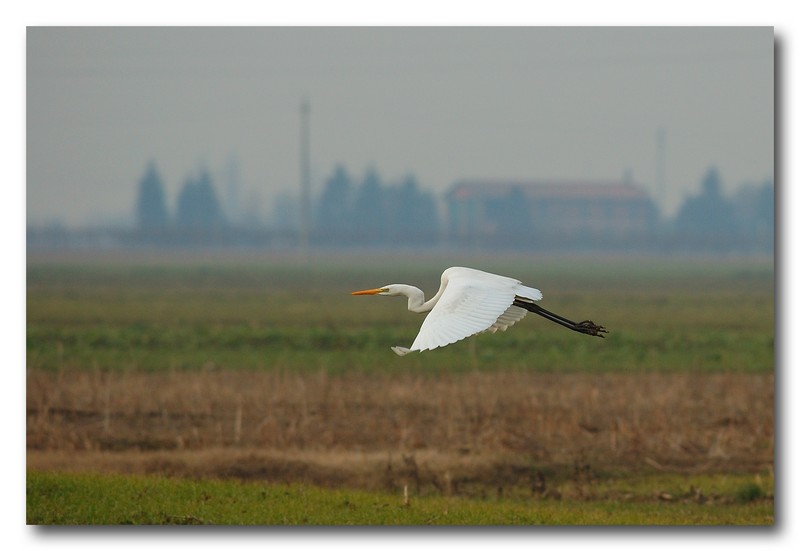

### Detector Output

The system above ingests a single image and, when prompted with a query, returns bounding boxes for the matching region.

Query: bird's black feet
[575,320,608,338]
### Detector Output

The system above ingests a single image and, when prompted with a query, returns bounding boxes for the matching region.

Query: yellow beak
[351,288,385,295]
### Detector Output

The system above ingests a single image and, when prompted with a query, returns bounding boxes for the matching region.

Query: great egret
[352,266,607,356]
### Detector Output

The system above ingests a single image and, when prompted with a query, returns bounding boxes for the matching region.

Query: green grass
[27,470,773,526]
[26,254,774,375]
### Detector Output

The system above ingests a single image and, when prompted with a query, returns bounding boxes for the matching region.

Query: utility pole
[656,127,666,218]
[299,98,311,258]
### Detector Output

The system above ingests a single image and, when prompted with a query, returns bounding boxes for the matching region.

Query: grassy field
[26,251,775,525]
[26,252,774,374]
[27,470,773,525]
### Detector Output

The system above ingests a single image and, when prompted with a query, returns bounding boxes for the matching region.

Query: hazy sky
[27,26,773,227]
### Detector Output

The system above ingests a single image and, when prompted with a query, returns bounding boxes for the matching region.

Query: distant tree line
[131,160,772,253]
[135,162,227,242]
[669,167,773,252]
[314,165,440,246]
[133,161,443,247]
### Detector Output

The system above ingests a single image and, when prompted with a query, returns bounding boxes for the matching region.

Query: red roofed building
[446,180,658,248]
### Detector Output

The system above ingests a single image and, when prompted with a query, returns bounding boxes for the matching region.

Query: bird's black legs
[513,299,608,338]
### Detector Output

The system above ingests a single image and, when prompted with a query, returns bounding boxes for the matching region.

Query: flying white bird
[352,266,607,356]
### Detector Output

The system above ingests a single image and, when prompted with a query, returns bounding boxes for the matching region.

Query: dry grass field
[27,367,773,498]
[26,252,774,509]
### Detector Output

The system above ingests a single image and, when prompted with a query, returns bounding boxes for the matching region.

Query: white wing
[405,267,542,353]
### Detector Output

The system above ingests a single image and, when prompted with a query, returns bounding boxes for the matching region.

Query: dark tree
[753,179,775,233]
[315,164,354,240]
[352,168,386,242]
[413,190,440,241]
[673,167,739,249]
[135,162,169,230]
[731,177,774,251]
[387,175,440,243]
[175,170,225,230]
[313,165,440,246]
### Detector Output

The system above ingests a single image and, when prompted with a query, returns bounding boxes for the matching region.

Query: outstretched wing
[406,267,541,353]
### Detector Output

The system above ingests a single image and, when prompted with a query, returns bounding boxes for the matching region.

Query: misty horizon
[27,27,773,229]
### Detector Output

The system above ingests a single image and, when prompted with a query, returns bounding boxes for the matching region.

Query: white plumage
[353,266,548,355]
[408,267,541,354]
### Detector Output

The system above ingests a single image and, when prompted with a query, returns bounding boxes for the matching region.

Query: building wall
[446,181,658,248]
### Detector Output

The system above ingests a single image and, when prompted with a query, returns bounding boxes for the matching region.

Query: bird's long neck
[390,285,439,312]
[397,282,446,313]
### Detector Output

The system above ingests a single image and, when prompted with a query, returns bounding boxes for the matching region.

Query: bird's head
[353,284,420,298]
[351,285,399,297]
